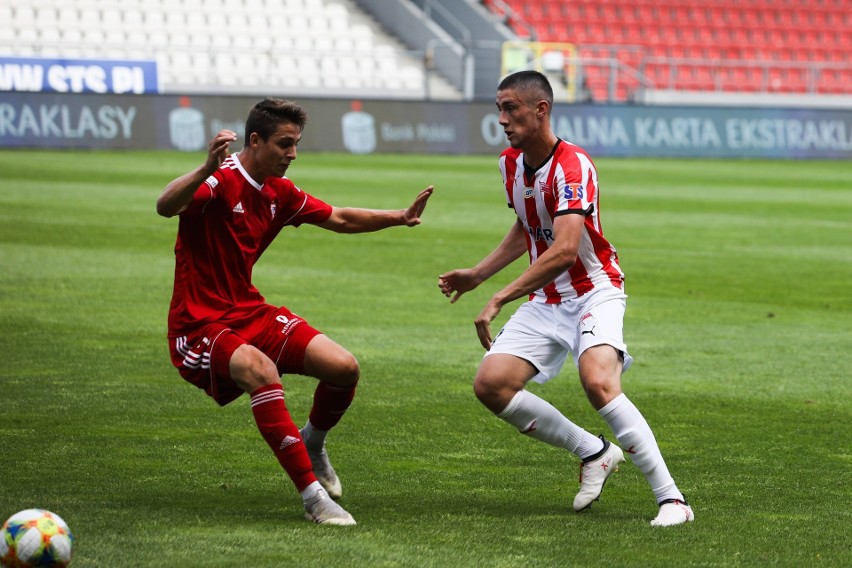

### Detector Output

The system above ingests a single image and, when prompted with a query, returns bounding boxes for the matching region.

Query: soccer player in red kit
[157,98,433,525]
[438,71,693,526]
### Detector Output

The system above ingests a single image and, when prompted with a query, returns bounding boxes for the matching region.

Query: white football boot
[303,488,356,526]
[573,437,625,511]
[651,498,694,527]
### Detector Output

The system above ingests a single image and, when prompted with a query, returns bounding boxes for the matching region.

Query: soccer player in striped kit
[157,98,433,525]
[438,71,693,526]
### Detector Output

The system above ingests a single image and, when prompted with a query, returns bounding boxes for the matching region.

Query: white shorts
[486,288,633,384]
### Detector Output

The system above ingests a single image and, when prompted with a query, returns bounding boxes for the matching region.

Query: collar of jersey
[231,153,264,191]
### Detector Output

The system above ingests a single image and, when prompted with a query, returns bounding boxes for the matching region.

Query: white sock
[300,420,326,450]
[300,480,323,502]
[598,393,683,503]
[498,390,604,459]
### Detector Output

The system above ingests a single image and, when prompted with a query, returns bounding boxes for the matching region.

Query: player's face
[256,121,301,178]
[496,88,541,149]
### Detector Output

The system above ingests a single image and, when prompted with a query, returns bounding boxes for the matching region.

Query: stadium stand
[482,0,852,103]
[0,0,461,99]
[2,0,848,104]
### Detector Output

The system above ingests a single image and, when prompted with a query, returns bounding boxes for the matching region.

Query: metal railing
[535,43,852,103]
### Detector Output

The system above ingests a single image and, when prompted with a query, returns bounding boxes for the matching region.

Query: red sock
[308,381,358,431]
[250,384,316,491]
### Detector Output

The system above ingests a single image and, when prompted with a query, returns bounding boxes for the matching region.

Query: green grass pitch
[0,149,849,567]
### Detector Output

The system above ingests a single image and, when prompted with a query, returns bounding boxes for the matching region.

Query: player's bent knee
[472,375,491,401]
[318,350,360,386]
[304,334,360,385]
[581,378,621,410]
[473,374,510,411]
[334,352,360,385]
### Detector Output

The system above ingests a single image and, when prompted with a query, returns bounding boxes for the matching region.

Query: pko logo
[342,101,376,154]
[169,106,205,151]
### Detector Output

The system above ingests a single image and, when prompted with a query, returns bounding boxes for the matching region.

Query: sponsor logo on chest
[527,226,554,242]
[523,180,552,199]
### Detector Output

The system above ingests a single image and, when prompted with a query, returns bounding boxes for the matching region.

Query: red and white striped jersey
[499,140,624,303]
[167,153,333,337]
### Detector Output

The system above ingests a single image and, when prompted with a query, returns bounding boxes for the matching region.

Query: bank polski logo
[341,101,376,154]
[169,96,205,151]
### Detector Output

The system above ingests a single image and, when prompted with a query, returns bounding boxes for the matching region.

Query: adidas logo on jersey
[233,202,244,214]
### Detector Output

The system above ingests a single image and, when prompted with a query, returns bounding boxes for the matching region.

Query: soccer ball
[0,509,73,568]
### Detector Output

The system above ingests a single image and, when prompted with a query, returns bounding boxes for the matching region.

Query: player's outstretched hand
[438,269,481,304]
[403,186,434,226]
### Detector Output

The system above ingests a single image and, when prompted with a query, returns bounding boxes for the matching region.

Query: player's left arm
[474,213,583,349]
[317,185,433,233]
[498,213,583,303]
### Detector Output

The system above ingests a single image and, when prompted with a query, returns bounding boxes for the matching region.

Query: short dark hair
[498,70,554,108]
[244,98,308,143]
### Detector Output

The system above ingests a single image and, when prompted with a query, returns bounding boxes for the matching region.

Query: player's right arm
[156,130,237,217]
[438,219,527,304]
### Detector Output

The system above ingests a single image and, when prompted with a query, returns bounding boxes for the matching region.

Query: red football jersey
[500,140,624,303]
[167,154,332,337]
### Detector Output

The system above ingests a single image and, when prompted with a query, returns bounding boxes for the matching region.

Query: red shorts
[168,305,321,406]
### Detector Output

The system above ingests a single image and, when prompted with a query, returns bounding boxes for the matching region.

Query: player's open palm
[403,185,434,226]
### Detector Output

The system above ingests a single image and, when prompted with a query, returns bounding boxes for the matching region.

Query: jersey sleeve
[499,148,520,210]
[273,178,333,227]
[293,191,333,226]
[554,160,594,216]
[180,172,220,215]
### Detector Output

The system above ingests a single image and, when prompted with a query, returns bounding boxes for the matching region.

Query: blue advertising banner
[539,105,852,159]
[0,57,159,94]
[0,92,849,159]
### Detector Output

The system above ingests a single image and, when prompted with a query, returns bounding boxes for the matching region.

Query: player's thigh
[489,301,569,383]
[302,334,360,386]
[250,306,325,377]
[578,344,624,409]
[578,344,623,385]
[475,352,537,392]
[228,343,282,394]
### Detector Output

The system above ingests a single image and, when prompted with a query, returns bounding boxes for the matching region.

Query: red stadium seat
[818,68,850,94]
[483,0,852,100]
